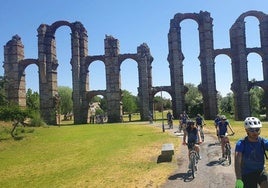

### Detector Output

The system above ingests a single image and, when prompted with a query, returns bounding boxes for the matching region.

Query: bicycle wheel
[200,129,204,142]
[190,153,196,178]
[226,144,231,165]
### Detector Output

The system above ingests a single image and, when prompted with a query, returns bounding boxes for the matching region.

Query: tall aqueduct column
[104,36,122,122]
[70,22,88,124]
[198,11,218,120]
[137,43,153,121]
[3,35,26,107]
[168,13,186,118]
[168,11,218,119]
[37,24,59,125]
[230,19,251,120]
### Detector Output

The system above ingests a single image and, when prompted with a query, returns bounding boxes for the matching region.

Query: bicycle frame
[220,133,234,165]
[188,142,198,178]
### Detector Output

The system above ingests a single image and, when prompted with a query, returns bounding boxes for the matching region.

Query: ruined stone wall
[4,10,268,124]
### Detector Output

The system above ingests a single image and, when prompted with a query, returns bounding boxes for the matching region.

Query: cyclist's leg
[242,171,259,188]
[194,143,201,159]
[258,170,268,188]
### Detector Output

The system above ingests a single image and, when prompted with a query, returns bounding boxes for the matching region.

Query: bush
[29,112,47,127]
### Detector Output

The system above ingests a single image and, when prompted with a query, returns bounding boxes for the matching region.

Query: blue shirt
[186,127,198,143]
[217,120,229,136]
[235,137,268,175]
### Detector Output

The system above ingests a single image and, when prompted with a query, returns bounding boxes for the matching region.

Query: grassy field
[0,122,180,188]
[0,118,267,188]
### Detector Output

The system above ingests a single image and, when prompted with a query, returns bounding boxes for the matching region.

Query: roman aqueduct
[3,10,268,124]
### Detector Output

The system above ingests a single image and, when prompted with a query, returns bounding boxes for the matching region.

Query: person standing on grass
[235,117,268,188]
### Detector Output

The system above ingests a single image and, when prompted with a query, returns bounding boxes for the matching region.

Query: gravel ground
[160,126,236,188]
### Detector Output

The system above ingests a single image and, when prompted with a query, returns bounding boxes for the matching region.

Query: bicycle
[187,142,199,178]
[219,133,234,165]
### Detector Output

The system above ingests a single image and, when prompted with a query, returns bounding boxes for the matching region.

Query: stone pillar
[168,14,186,118]
[3,35,26,107]
[70,28,82,124]
[38,24,59,125]
[73,22,89,124]
[137,43,153,121]
[198,11,218,119]
[104,36,122,122]
[230,20,251,120]
[260,14,268,119]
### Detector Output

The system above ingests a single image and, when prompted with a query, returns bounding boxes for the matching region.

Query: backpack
[241,137,268,160]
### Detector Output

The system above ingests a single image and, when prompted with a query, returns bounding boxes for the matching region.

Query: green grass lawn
[0,119,267,188]
[0,122,179,188]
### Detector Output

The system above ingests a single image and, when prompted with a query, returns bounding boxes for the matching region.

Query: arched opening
[245,16,260,47]
[120,58,139,121]
[215,55,232,97]
[120,59,138,96]
[154,91,172,122]
[55,26,72,89]
[89,95,107,124]
[89,60,106,91]
[247,52,263,81]
[180,19,200,87]
[215,54,233,116]
[25,64,39,112]
[54,26,72,125]
[25,64,39,93]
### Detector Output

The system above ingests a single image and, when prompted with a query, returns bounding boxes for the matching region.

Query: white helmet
[244,117,262,129]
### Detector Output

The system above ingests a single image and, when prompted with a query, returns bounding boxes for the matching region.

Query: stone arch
[230,10,268,120]
[168,11,217,119]
[37,20,88,124]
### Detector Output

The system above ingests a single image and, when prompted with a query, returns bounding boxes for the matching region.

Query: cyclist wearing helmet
[235,117,268,188]
[183,120,202,168]
[216,115,235,160]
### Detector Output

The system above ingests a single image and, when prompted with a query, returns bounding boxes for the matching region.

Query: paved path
[159,125,236,188]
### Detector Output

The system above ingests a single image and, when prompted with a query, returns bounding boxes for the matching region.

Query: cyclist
[166,111,174,129]
[196,114,205,142]
[216,115,235,160]
[183,120,202,169]
[235,117,268,188]
[181,111,189,134]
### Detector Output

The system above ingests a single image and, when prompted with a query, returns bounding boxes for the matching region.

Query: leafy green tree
[250,86,264,116]
[0,105,30,138]
[0,76,8,105]
[122,90,138,114]
[185,83,203,117]
[26,89,40,111]
[58,86,73,115]
[219,92,234,114]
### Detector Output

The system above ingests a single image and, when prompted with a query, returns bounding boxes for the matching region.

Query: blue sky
[0,0,267,98]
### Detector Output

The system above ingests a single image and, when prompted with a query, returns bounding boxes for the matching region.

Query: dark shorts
[242,170,268,188]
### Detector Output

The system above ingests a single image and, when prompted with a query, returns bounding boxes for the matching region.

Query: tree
[26,89,40,111]
[122,90,138,114]
[0,76,8,105]
[219,92,234,114]
[58,86,73,115]
[250,86,264,116]
[185,83,203,117]
[0,105,30,138]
